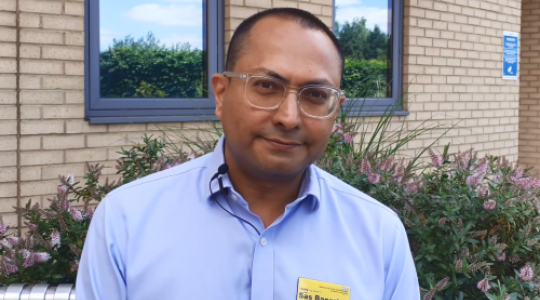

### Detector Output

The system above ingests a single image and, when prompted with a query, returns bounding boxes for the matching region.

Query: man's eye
[257,81,276,89]
[307,90,327,99]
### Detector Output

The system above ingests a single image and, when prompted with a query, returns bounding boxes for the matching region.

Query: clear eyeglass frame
[223,71,346,119]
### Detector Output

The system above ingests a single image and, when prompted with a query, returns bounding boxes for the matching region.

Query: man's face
[213,17,343,179]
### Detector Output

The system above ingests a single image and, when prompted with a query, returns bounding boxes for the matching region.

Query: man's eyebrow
[252,68,335,87]
[253,68,290,83]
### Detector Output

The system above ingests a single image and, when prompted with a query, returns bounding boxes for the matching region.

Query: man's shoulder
[313,166,399,221]
[106,154,210,200]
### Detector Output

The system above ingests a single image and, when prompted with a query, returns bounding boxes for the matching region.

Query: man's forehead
[238,18,341,83]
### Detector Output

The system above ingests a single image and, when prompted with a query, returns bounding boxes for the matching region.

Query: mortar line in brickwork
[16,0,22,234]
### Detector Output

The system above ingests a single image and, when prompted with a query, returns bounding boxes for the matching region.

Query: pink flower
[509,169,523,183]
[393,167,404,183]
[34,252,51,263]
[477,278,490,292]
[428,148,442,167]
[343,134,354,143]
[3,257,18,275]
[519,177,540,189]
[50,229,61,248]
[483,200,497,210]
[187,152,196,160]
[520,263,534,281]
[519,178,532,189]
[467,172,484,187]
[57,185,68,194]
[404,183,419,194]
[432,156,442,167]
[27,223,37,232]
[361,158,372,174]
[0,221,6,236]
[64,200,71,211]
[496,252,506,261]
[66,174,76,185]
[7,237,19,246]
[530,177,540,188]
[69,208,83,222]
[478,186,490,198]
[378,159,390,171]
[476,162,489,174]
[0,239,11,249]
[368,173,380,184]
[333,122,342,132]
[510,254,520,264]
[22,249,35,268]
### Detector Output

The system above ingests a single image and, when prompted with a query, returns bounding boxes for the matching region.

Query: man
[77,8,420,300]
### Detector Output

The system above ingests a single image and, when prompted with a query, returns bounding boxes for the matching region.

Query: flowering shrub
[0,135,197,284]
[319,145,540,299]
[2,127,540,300]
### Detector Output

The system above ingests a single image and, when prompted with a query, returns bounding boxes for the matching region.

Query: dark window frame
[333,0,408,117]
[85,0,223,124]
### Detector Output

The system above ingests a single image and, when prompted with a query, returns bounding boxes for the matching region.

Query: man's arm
[382,219,421,300]
[76,197,127,300]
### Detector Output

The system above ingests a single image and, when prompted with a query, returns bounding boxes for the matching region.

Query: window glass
[335,0,392,98]
[99,0,207,99]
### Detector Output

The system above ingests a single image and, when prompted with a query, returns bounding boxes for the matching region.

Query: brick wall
[0,0,17,234]
[519,0,540,171]
[400,0,521,161]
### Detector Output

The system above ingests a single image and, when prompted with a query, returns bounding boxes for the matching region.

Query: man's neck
[224,152,306,228]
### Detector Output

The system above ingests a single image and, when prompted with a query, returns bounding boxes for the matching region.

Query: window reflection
[335,0,392,98]
[99,0,207,98]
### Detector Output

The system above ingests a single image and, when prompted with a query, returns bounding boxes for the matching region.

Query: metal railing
[0,284,76,300]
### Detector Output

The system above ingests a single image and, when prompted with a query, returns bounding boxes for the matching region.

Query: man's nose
[272,91,301,130]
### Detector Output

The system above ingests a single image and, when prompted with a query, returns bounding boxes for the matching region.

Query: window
[85,0,223,124]
[334,0,405,115]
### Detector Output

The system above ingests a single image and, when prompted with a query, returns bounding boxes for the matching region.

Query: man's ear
[212,74,228,119]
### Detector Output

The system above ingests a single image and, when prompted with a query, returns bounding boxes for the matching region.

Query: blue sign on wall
[502,31,519,80]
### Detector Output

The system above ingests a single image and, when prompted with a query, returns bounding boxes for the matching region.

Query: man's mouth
[263,137,303,149]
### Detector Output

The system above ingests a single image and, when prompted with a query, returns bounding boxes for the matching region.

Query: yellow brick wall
[0,0,18,233]
[519,0,540,171]
[401,0,521,160]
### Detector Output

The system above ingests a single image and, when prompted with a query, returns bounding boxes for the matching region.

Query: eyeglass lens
[245,76,339,117]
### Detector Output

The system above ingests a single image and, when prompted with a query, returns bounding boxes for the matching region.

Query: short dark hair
[225,8,344,78]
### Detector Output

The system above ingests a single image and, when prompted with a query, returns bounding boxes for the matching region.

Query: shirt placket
[226,191,309,300]
[226,193,276,300]
[250,228,275,300]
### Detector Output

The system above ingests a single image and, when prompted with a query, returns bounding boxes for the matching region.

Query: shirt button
[260,238,267,246]
[231,194,238,201]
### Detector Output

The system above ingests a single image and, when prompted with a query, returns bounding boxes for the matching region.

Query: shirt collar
[203,135,321,212]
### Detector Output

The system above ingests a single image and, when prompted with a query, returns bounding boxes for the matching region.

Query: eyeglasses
[223,71,345,119]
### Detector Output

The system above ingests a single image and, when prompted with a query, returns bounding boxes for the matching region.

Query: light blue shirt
[77,136,420,299]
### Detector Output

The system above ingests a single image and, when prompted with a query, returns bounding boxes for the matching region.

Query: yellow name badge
[297,278,351,300]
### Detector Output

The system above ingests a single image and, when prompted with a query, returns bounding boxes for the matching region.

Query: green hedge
[100,38,206,99]
[341,58,390,98]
